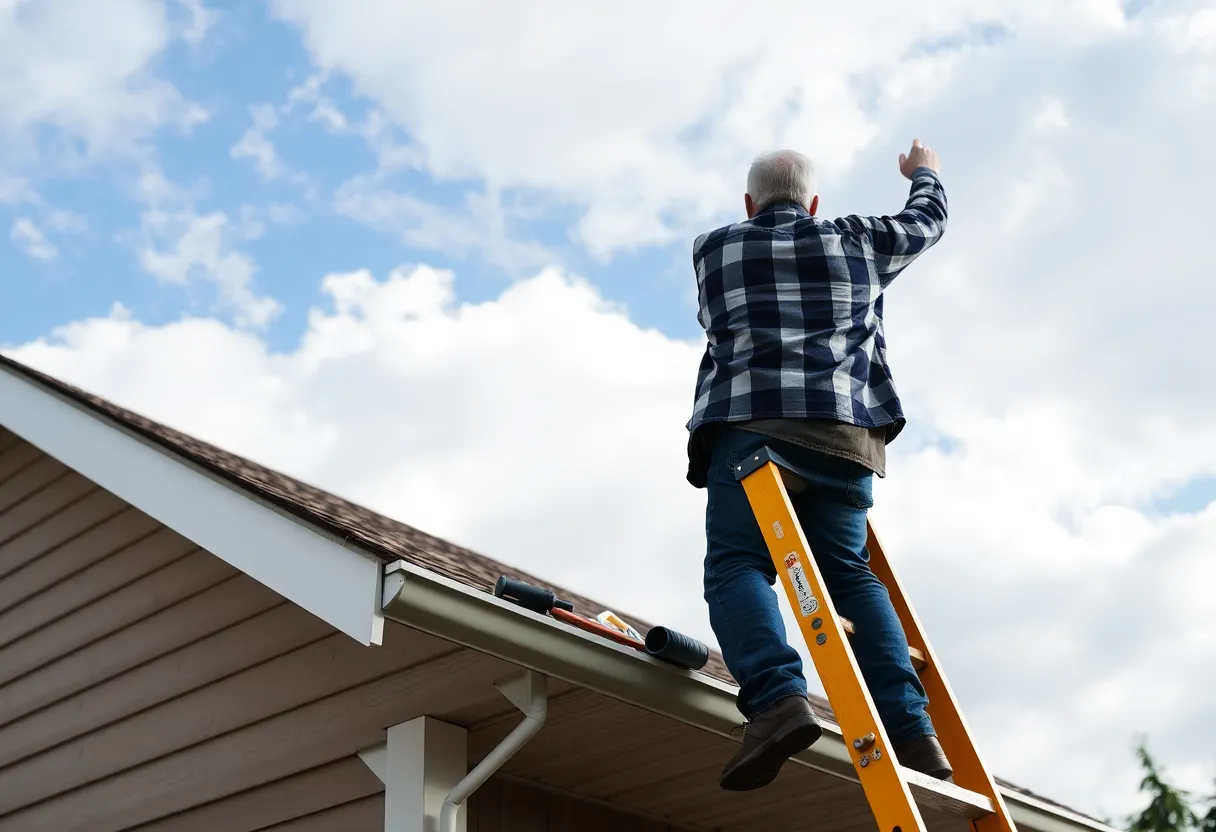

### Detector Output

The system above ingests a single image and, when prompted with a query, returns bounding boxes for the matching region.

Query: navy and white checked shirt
[685,167,948,487]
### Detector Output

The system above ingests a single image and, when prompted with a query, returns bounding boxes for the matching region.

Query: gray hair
[746,149,817,211]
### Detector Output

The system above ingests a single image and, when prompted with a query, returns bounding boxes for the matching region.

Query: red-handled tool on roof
[492,575,709,671]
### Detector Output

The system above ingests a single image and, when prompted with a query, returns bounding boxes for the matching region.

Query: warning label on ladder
[784,553,819,616]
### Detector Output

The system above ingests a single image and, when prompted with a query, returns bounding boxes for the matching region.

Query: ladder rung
[903,767,995,820]
[840,617,928,672]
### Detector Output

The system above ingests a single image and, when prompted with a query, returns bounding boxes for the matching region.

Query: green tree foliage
[1128,741,1201,832]
[1199,782,1215,832]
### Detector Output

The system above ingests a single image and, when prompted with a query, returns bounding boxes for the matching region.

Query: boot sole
[719,715,823,791]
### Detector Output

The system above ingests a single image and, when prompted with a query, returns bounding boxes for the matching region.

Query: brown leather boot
[720,695,824,791]
[894,735,953,781]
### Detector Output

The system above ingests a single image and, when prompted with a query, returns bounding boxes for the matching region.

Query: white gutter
[380,561,1119,832]
[439,669,547,832]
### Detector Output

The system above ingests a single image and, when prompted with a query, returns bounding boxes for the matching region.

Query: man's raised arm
[835,138,948,287]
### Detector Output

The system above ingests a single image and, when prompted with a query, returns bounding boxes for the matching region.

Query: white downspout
[439,668,547,832]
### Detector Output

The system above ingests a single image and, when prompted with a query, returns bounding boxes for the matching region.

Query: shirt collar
[755,200,811,219]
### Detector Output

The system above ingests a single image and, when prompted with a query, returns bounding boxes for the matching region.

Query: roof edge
[381,560,1118,832]
[0,361,386,646]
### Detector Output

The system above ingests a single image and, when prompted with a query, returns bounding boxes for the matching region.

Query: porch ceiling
[456,679,972,832]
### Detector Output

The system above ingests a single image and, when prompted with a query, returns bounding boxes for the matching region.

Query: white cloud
[332,175,554,271]
[293,80,422,172]
[121,166,284,328]
[2,180,86,260]
[228,100,319,190]
[1164,7,1216,53]
[6,195,84,261]
[0,174,28,204]
[267,0,1143,258]
[43,207,85,233]
[237,202,305,241]
[5,266,704,620]
[173,0,217,46]
[9,217,57,260]
[138,208,280,329]
[230,104,290,181]
[0,0,205,167]
[1031,95,1071,134]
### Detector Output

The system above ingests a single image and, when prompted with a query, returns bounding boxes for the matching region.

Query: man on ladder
[683,139,950,792]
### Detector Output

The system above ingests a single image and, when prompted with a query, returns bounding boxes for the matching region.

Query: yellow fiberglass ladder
[736,445,1019,832]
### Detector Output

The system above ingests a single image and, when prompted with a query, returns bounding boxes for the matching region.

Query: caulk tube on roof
[644,626,710,671]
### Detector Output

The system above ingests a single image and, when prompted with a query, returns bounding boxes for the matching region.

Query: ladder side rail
[741,460,930,832]
[864,521,1018,832]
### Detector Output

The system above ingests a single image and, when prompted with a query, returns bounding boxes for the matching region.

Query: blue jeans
[702,426,933,745]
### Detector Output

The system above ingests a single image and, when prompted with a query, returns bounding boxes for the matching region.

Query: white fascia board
[381,561,1119,832]
[0,366,384,646]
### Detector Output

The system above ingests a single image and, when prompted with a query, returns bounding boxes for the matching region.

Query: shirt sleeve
[833,167,948,287]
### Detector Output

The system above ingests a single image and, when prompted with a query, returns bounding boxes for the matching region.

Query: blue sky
[3,0,1216,818]
[6,5,1209,513]
[2,2,703,352]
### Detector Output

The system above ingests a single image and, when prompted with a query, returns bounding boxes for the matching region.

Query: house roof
[0,353,1102,824]
[0,354,725,669]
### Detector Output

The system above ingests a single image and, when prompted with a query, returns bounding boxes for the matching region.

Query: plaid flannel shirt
[684,166,948,487]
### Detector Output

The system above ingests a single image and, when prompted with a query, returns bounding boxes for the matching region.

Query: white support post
[379,716,468,832]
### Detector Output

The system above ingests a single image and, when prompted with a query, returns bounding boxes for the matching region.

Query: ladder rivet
[873,749,883,761]
[811,617,823,630]
[854,733,876,750]
[815,633,827,646]
[859,756,869,768]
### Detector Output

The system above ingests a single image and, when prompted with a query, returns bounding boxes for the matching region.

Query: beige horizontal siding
[0,429,18,455]
[0,432,702,832]
[0,435,402,831]
[0,600,328,767]
[262,794,385,832]
[1,486,130,580]
[0,506,161,614]
[0,572,282,728]
[0,548,235,689]
[130,757,386,832]
[0,447,70,513]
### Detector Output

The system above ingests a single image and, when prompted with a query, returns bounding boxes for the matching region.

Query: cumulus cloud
[228,100,318,191]
[9,217,57,261]
[267,0,1148,258]
[134,169,281,329]
[3,268,706,630]
[284,73,422,171]
[332,176,555,272]
[6,204,84,261]
[138,209,279,328]
[0,0,205,169]
[230,104,291,181]
[172,0,217,46]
